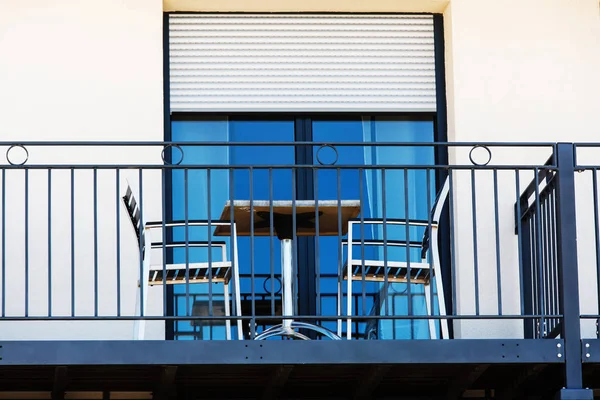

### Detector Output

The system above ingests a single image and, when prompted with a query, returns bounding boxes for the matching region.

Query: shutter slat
[169,14,436,112]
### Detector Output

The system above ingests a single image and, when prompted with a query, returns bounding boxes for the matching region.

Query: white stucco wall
[444,0,600,338]
[0,0,165,339]
[0,0,599,341]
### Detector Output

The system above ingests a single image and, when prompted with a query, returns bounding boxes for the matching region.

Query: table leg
[281,238,293,333]
[254,237,341,341]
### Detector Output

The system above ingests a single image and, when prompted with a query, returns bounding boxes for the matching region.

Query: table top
[213,200,360,237]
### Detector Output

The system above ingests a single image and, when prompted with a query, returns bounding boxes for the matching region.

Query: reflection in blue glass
[312,117,436,339]
[171,118,295,340]
[170,116,436,341]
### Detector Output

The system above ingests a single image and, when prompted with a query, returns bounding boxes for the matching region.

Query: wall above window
[164,0,449,13]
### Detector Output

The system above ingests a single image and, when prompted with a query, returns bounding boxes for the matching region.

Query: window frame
[162,12,450,340]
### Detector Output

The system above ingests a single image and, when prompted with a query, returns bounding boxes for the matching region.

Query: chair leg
[346,266,353,340]
[133,233,151,340]
[431,227,449,339]
[232,226,244,340]
[224,282,231,340]
[424,283,437,339]
[133,281,143,340]
[337,278,342,337]
[434,274,449,339]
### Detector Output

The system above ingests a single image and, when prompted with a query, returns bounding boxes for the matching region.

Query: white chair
[122,182,243,340]
[340,178,450,340]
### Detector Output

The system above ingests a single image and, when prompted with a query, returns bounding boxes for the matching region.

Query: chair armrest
[348,218,438,228]
[144,220,233,229]
[341,239,423,248]
[150,241,227,250]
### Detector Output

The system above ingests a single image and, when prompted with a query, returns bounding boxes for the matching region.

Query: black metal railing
[0,141,575,342]
[573,143,600,339]
[517,157,561,339]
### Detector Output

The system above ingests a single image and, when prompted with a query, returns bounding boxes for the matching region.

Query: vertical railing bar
[448,171,457,316]
[93,169,99,317]
[292,168,298,324]
[515,170,525,316]
[531,213,539,336]
[138,169,144,318]
[493,170,502,315]
[314,169,321,317]
[470,168,480,316]
[116,169,121,317]
[336,168,343,334]
[160,167,167,320]
[392,291,397,340]
[541,188,549,333]
[544,191,554,332]
[551,186,557,333]
[549,187,555,330]
[554,184,560,330]
[402,168,412,339]
[549,184,558,331]
[184,168,190,317]
[382,168,390,318]
[269,168,275,316]
[1,169,4,317]
[48,169,52,317]
[206,169,213,320]
[206,168,213,341]
[593,168,600,335]
[471,169,479,315]
[249,167,256,339]
[359,169,366,317]
[228,168,236,340]
[533,167,546,337]
[554,143,584,388]
[531,210,539,336]
[426,169,434,327]
[25,169,30,317]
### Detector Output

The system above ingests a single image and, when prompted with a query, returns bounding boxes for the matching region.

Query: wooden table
[215,200,360,340]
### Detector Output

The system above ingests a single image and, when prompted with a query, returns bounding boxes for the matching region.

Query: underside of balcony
[0,339,571,399]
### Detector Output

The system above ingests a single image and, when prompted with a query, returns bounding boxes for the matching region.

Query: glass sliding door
[168,114,439,340]
[312,116,437,339]
[171,117,295,340]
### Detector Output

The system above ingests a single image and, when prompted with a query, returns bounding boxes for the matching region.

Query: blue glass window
[170,116,437,340]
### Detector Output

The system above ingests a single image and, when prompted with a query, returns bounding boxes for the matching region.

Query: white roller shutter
[169,14,436,112]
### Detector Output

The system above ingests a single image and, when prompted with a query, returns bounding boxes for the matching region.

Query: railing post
[554,143,591,399]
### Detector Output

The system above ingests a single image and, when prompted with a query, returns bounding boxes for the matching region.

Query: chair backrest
[421,176,450,259]
[122,182,143,249]
[430,176,450,224]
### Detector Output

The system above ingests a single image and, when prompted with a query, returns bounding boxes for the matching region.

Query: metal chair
[340,178,450,340]
[122,182,243,340]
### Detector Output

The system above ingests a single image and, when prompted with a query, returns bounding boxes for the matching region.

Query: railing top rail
[0,141,559,147]
[0,164,558,170]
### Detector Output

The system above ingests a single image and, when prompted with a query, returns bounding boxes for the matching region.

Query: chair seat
[148,261,232,285]
[343,260,431,284]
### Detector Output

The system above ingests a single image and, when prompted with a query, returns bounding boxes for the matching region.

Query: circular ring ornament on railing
[161,144,184,166]
[263,276,282,295]
[469,145,492,166]
[316,144,339,166]
[6,144,29,166]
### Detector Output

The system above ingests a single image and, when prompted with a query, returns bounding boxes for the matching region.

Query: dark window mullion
[295,117,317,335]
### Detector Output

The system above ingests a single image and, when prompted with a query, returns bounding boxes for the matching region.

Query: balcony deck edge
[0,339,564,365]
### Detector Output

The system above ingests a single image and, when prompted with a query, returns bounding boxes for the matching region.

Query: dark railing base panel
[0,339,564,366]
[581,339,600,363]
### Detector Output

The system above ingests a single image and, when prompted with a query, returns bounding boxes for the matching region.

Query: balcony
[0,141,598,398]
